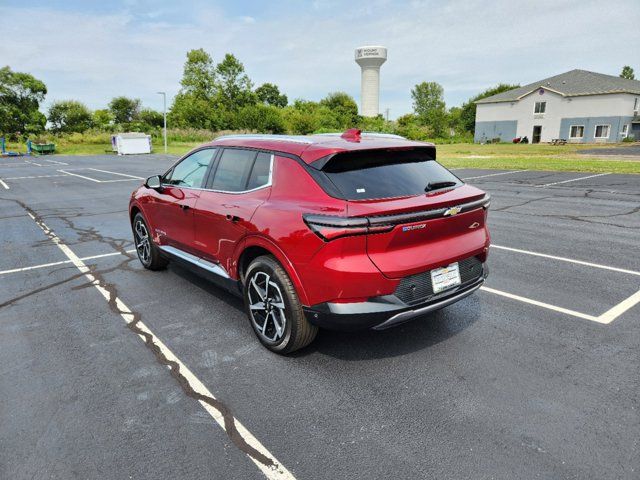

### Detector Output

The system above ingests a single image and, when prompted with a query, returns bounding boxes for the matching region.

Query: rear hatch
[314,147,489,279]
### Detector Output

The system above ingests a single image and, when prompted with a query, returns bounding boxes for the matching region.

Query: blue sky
[2,0,638,118]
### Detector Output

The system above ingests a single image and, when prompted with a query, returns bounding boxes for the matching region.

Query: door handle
[226,214,242,223]
[180,204,190,211]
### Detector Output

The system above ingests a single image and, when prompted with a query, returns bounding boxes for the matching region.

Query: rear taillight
[303,214,392,241]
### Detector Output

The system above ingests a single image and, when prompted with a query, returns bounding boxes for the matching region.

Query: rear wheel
[244,255,317,354]
[132,213,168,270]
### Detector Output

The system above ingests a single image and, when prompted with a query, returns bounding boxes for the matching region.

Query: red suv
[129,130,490,353]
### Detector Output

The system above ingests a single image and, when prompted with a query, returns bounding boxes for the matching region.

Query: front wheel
[244,255,317,354]
[132,213,168,270]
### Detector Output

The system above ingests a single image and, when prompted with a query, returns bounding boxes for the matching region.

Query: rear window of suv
[318,148,462,200]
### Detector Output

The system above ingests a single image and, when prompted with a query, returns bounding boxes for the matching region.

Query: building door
[532,125,542,144]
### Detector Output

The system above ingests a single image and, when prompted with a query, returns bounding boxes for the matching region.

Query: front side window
[594,125,610,138]
[164,148,216,188]
[534,101,546,114]
[570,125,584,138]
[210,149,258,192]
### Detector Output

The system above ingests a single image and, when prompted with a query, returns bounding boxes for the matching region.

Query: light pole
[157,91,167,154]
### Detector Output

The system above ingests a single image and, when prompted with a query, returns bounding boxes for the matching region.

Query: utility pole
[384,108,390,121]
[157,91,167,154]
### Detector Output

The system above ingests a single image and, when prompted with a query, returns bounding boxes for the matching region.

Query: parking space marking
[39,158,69,165]
[0,249,137,276]
[492,245,640,276]
[57,169,101,182]
[481,286,640,324]
[56,168,143,183]
[539,172,610,187]
[24,209,295,480]
[480,286,599,322]
[3,174,68,180]
[462,169,528,180]
[0,178,8,189]
[88,168,144,180]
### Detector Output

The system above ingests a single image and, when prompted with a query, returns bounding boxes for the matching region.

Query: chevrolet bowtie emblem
[444,206,462,216]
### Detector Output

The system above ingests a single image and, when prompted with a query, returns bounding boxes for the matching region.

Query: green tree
[255,83,288,108]
[47,100,93,133]
[108,96,141,124]
[411,81,447,137]
[168,93,225,130]
[319,92,359,129]
[181,48,217,98]
[620,66,635,80]
[0,66,47,137]
[138,108,164,128]
[92,109,113,129]
[169,49,222,129]
[215,53,256,116]
[237,104,286,133]
[459,83,519,134]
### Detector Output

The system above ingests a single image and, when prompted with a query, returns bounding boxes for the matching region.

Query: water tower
[355,46,387,117]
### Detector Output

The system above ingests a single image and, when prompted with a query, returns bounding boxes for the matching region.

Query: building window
[622,124,629,137]
[534,101,546,114]
[569,125,584,138]
[594,125,610,139]
[635,98,639,112]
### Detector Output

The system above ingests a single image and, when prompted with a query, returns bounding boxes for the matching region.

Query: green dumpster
[30,142,56,155]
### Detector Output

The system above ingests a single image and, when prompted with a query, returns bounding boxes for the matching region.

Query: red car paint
[130,132,490,330]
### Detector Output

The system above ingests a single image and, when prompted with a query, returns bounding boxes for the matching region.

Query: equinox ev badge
[444,206,462,216]
[402,224,426,232]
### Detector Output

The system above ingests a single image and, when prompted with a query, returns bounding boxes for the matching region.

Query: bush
[237,104,286,133]
[48,100,93,133]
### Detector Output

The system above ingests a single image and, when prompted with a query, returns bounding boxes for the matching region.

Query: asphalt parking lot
[1,154,639,479]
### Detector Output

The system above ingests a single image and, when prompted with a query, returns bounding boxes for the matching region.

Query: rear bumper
[303,264,487,331]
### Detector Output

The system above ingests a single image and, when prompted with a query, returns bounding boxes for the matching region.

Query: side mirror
[145,175,162,190]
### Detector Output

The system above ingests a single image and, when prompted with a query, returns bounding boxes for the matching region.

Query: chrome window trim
[161,153,274,195]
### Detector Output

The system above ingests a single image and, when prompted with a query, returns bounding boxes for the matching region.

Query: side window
[246,152,272,190]
[210,149,257,192]
[164,149,216,188]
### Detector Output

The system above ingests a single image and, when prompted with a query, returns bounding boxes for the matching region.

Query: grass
[4,138,639,174]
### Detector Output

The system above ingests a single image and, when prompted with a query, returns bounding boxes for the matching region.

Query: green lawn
[4,139,639,174]
[436,143,640,174]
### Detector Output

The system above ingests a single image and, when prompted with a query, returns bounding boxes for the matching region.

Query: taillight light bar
[303,214,393,241]
[304,194,490,242]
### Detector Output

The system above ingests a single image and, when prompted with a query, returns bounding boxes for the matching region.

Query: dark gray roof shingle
[476,69,640,104]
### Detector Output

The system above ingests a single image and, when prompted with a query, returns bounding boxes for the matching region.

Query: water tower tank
[355,46,387,117]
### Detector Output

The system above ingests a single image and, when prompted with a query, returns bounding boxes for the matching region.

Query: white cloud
[1,0,638,118]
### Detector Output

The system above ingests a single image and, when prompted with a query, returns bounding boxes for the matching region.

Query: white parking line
[481,286,640,324]
[24,210,294,480]
[480,286,599,322]
[0,178,9,189]
[462,169,528,180]
[3,174,68,180]
[0,249,137,276]
[89,168,144,180]
[539,172,610,187]
[57,169,101,182]
[492,245,640,276]
[39,158,69,165]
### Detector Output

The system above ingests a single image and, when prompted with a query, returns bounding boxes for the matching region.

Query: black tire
[132,213,168,271]
[243,255,317,354]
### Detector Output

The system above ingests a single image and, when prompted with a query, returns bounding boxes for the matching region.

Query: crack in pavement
[0,196,280,471]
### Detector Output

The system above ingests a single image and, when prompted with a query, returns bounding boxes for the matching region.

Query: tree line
[1,57,636,142]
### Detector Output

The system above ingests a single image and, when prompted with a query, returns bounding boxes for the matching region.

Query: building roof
[476,69,640,104]
[207,132,435,164]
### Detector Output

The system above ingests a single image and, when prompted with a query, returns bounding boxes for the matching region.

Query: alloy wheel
[134,219,151,265]
[248,271,287,343]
